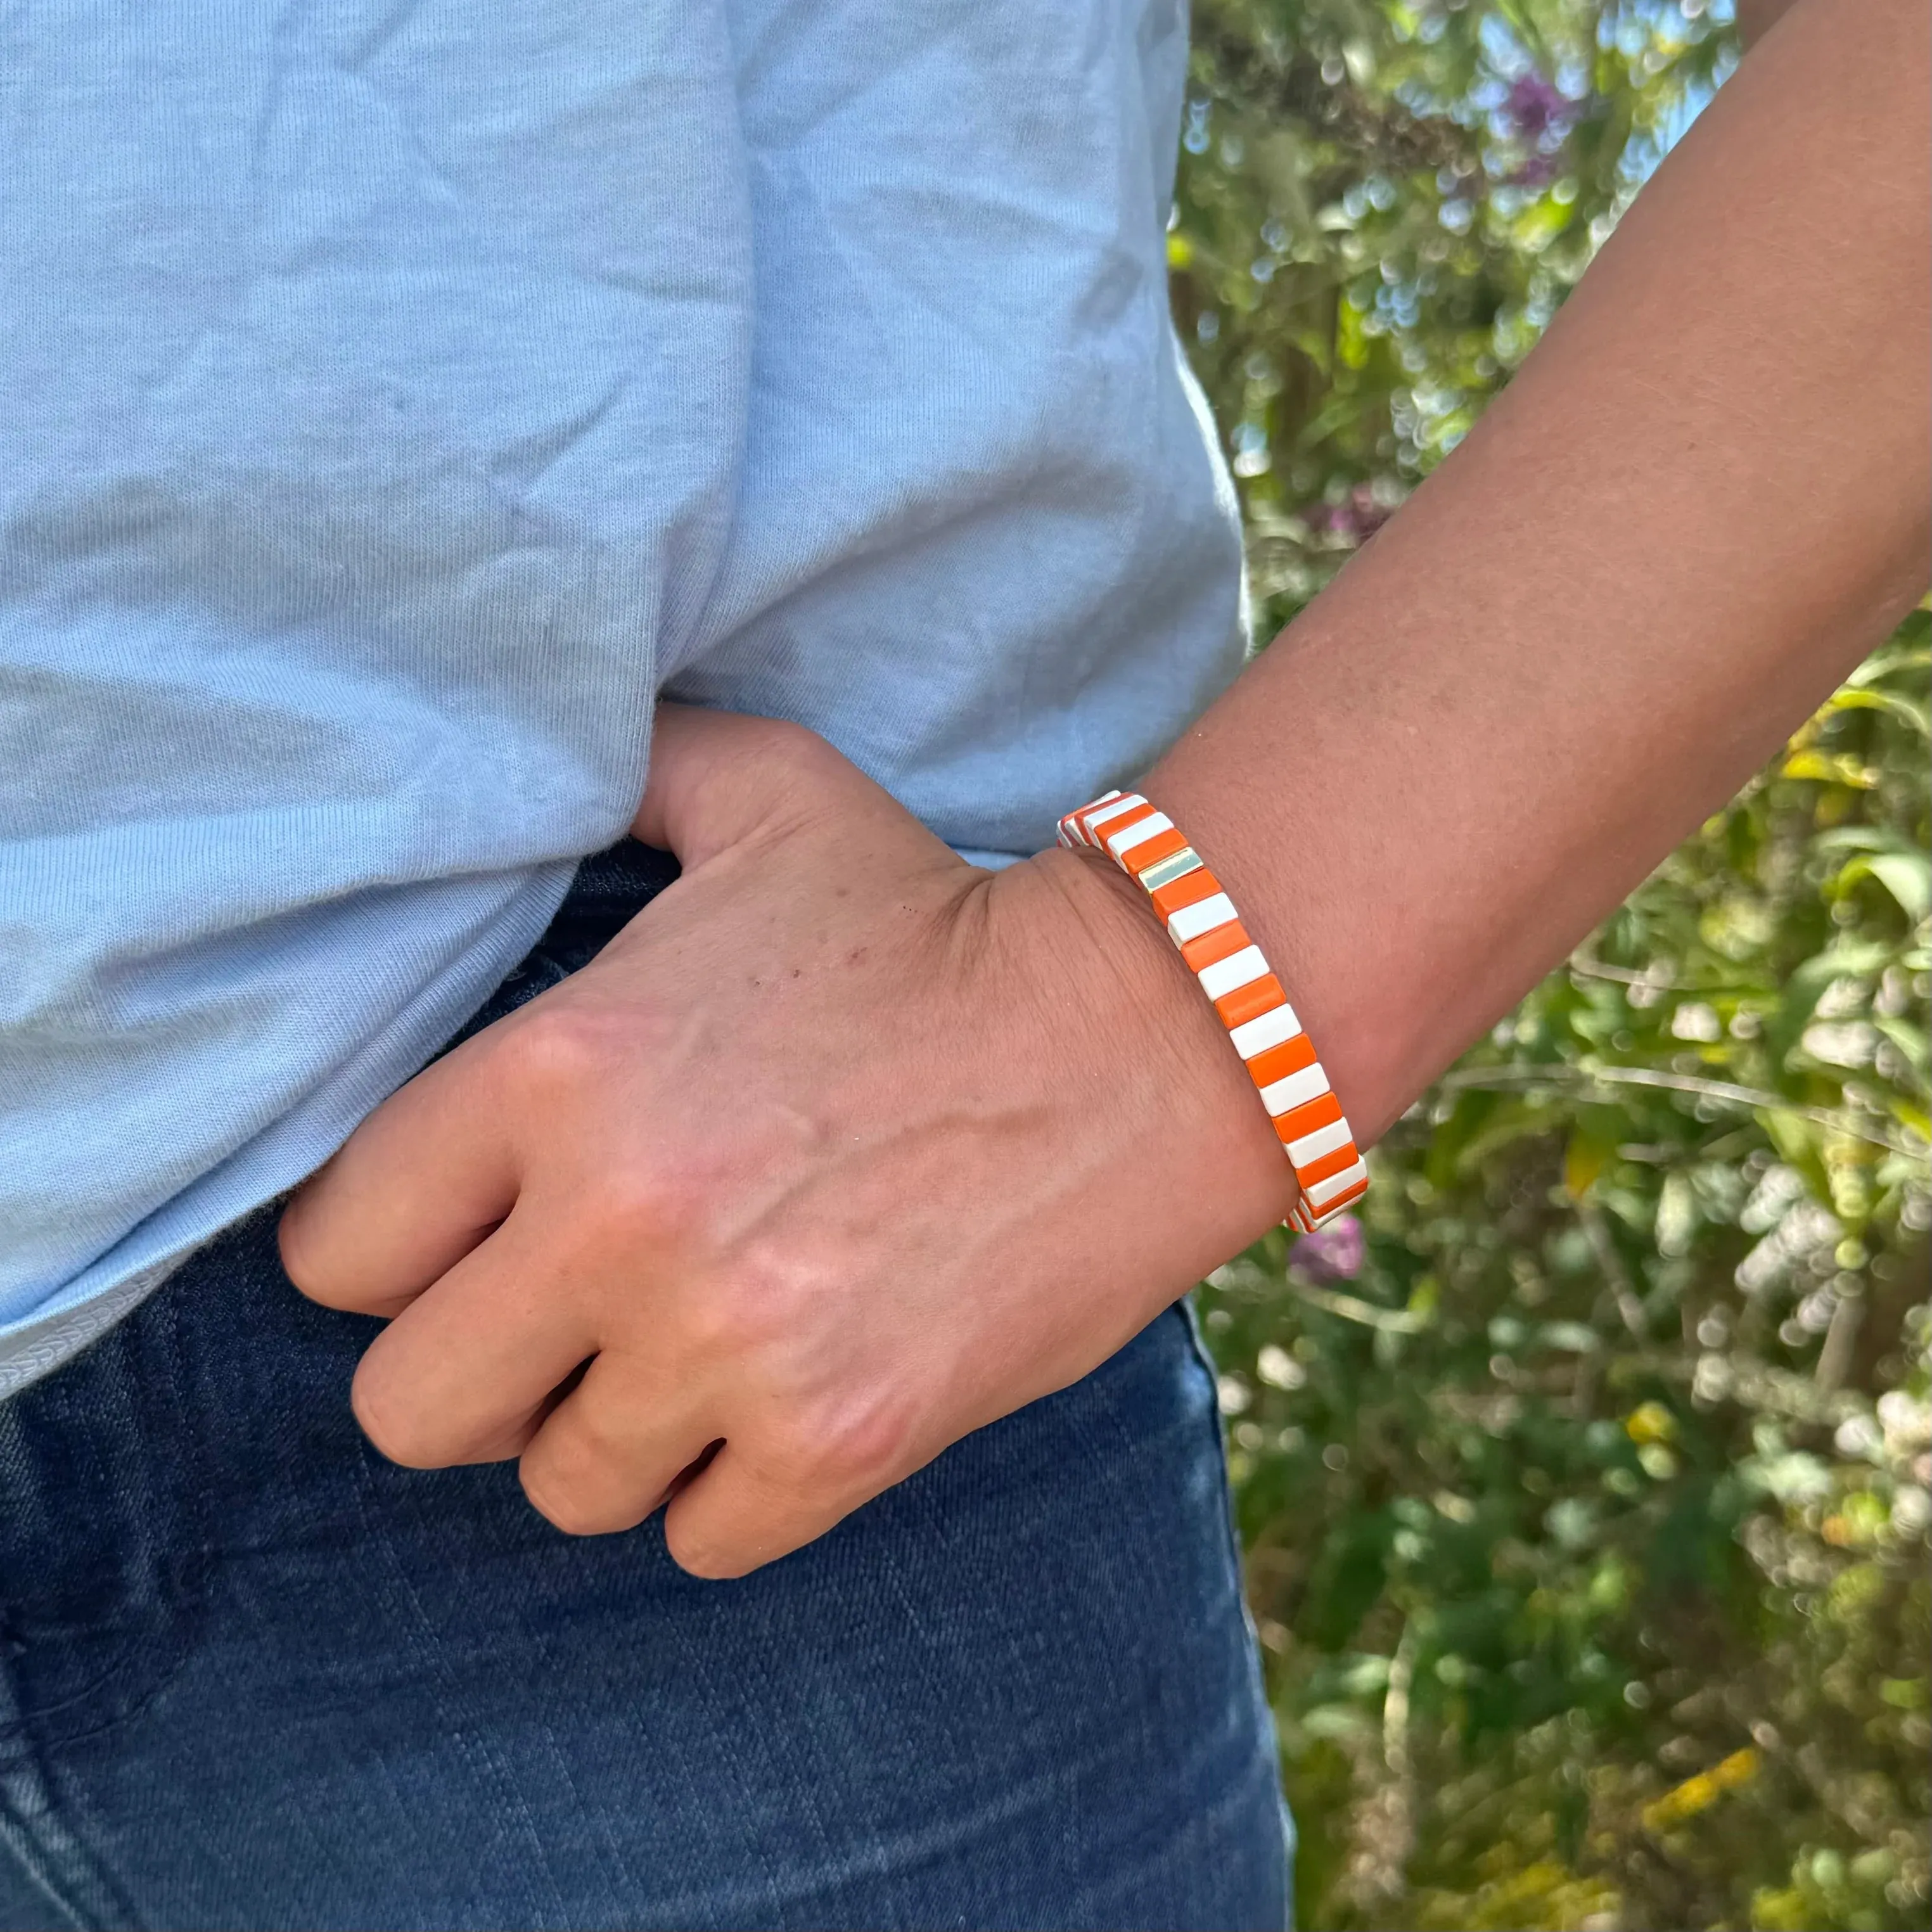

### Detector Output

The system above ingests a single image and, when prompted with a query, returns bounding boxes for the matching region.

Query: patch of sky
[1411,381,1464,420]
[1618,51,1737,186]
[1477,11,1533,79]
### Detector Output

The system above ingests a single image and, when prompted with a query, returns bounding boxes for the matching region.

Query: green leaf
[1766,944,1893,1065]
[1564,1127,1609,1198]
[1838,850,1931,923]
[1874,1015,1930,1087]
[1822,685,1931,736]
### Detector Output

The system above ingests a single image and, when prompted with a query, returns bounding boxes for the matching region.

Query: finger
[629,704,797,865]
[376,1359,587,1468]
[279,1031,521,1316]
[518,1351,721,1537]
[660,1436,873,1581]
[347,1212,601,1468]
[632,703,931,870]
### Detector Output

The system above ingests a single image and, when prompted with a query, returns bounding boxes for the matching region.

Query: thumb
[629,705,937,872]
[629,705,829,867]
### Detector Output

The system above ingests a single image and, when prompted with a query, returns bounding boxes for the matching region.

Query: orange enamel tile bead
[1056,789,1366,1232]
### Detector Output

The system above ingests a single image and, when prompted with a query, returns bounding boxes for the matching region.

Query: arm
[279,0,1928,1576]
[1110,0,1928,1179]
[1735,0,1805,49]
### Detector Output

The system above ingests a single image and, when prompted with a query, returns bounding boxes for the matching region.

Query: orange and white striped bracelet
[1058,789,1367,1232]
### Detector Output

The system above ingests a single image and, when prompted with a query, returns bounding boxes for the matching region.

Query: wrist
[1140,748,1417,1149]
[1016,840,1303,1243]
[1047,783,1381,1229]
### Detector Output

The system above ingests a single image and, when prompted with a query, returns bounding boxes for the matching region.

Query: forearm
[1736,0,1805,49]
[1142,0,1930,1151]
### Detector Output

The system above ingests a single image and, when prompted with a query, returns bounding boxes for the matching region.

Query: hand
[279,708,1294,1577]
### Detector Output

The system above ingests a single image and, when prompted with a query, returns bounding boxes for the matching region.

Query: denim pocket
[0,1276,214,1758]
[0,843,682,1754]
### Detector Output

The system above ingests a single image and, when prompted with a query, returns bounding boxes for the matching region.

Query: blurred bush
[1172,2,1931,1926]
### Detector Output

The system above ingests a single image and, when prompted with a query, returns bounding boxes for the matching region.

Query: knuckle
[679,1273,758,1359]
[491,1002,611,1099]
[554,1399,632,1476]
[662,1523,746,1580]
[274,1194,329,1300]
[520,1462,637,1539]
[524,1484,608,1539]
[490,1010,708,1250]
[592,1161,700,1256]
[350,1371,445,1471]
[679,1270,779,1366]
[779,1392,914,1495]
[519,1401,656,1538]
[827,1402,916,1490]
[277,1164,378,1308]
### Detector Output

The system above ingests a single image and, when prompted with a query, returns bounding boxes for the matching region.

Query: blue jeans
[0,844,1291,1931]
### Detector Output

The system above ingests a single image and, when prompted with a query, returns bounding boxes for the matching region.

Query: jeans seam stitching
[0,1638,136,1932]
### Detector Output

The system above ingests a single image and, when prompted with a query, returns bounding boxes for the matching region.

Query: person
[1,0,1924,1924]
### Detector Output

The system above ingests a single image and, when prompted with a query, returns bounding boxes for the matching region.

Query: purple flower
[1308,483,1391,547]
[1293,1213,1366,1283]
[1504,73,1569,142]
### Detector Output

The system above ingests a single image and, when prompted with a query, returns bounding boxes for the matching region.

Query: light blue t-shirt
[0,0,1244,1393]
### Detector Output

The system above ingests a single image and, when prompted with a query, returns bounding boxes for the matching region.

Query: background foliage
[1171,3,1932,1926]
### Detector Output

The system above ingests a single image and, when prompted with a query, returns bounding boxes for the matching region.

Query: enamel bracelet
[1057,790,1367,1232]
